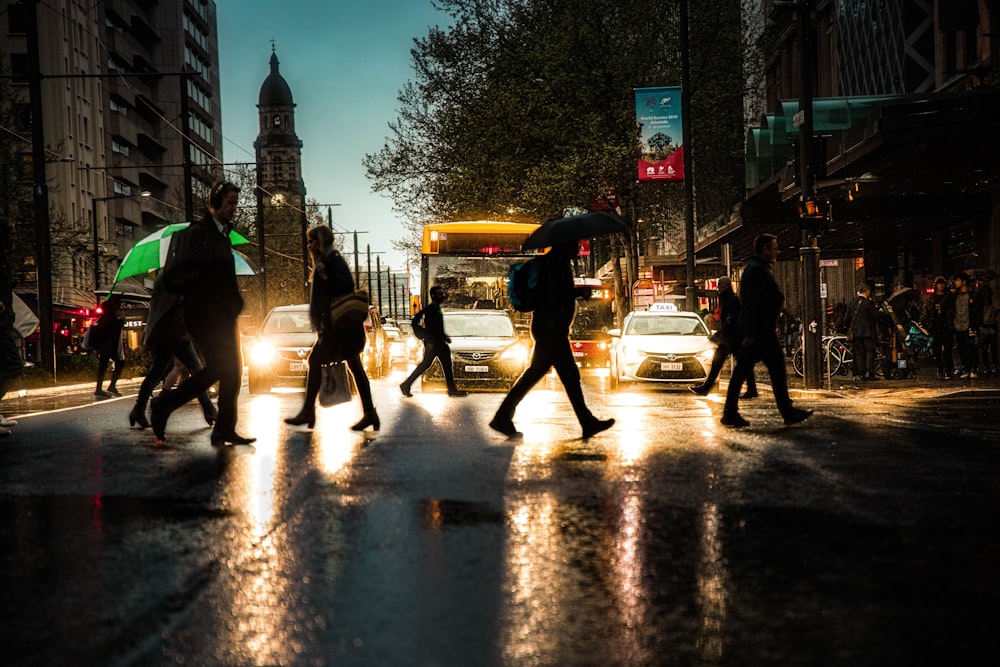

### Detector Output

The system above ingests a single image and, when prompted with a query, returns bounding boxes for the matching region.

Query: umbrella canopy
[112,223,250,284]
[522,211,631,251]
[233,250,259,276]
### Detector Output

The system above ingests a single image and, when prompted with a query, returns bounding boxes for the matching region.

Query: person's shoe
[94,389,111,398]
[447,389,469,397]
[150,396,169,442]
[740,391,759,399]
[689,385,710,396]
[721,413,750,428]
[783,408,814,425]
[128,403,150,429]
[959,371,970,379]
[0,427,10,437]
[0,416,17,427]
[210,431,257,446]
[399,383,413,397]
[106,386,121,397]
[489,417,521,438]
[969,371,978,379]
[351,412,380,431]
[202,405,218,427]
[284,410,316,429]
[944,374,953,380]
[582,418,615,439]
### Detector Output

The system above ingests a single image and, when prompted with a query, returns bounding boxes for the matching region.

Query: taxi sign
[648,302,678,311]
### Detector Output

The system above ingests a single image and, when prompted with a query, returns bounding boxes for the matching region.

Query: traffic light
[796,195,831,234]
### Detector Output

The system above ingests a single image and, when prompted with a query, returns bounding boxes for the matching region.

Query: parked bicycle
[792,335,853,377]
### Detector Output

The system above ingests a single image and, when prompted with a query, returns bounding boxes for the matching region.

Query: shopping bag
[318,361,352,407]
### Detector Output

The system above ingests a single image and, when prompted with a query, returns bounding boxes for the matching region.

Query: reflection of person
[129,274,216,428]
[845,283,878,381]
[690,276,757,397]
[285,224,380,431]
[722,234,812,428]
[93,295,125,397]
[0,219,22,436]
[151,182,254,445]
[489,241,614,439]
[399,285,468,398]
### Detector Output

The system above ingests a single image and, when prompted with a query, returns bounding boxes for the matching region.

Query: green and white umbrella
[112,223,250,285]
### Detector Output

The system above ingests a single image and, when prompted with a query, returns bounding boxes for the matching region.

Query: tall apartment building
[1,0,223,318]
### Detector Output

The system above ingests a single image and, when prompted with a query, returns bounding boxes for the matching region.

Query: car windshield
[263,310,312,334]
[444,312,515,337]
[625,315,707,336]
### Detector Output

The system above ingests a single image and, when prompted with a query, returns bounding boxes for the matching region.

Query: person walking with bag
[150,182,254,445]
[690,275,758,397]
[721,233,812,428]
[845,283,879,381]
[285,224,379,431]
[489,240,614,439]
[92,295,125,398]
[399,285,467,397]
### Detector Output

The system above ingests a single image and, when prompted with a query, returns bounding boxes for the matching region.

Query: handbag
[329,289,369,329]
[318,361,353,407]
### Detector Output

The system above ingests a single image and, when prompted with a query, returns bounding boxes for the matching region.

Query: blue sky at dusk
[217,0,450,274]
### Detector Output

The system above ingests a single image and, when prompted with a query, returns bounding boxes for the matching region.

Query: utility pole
[680,0,697,313]
[26,0,55,377]
[376,256,383,312]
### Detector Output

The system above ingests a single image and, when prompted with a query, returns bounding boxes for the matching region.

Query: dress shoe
[129,403,150,429]
[721,413,750,428]
[94,389,111,398]
[399,383,413,397]
[284,410,316,429]
[447,389,469,397]
[106,386,121,397]
[582,418,615,439]
[210,431,257,446]
[741,391,759,399]
[150,396,169,442]
[351,412,380,431]
[783,408,814,425]
[488,417,521,438]
[689,385,710,396]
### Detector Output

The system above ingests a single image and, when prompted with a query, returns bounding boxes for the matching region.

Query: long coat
[846,295,878,339]
[162,215,243,327]
[738,256,784,340]
[310,249,365,362]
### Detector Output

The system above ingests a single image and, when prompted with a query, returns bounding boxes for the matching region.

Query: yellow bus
[419,221,540,311]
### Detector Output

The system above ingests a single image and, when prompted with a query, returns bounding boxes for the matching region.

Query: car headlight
[695,348,715,364]
[499,342,529,364]
[250,341,276,365]
[620,345,646,362]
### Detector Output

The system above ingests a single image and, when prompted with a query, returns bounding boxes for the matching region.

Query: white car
[608,310,716,387]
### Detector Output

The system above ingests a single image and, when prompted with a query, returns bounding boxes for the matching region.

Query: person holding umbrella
[150,182,254,446]
[489,238,614,440]
[92,295,125,398]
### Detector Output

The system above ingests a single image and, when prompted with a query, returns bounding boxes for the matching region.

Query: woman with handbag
[285,225,379,431]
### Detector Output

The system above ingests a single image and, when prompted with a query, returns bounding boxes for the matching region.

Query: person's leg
[723,350,753,419]
[954,330,970,375]
[941,329,955,377]
[550,339,594,425]
[345,354,378,430]
[492,345,551,424]
[107,351,124,393]
[173,339,217,419]
[434,344,465,394]
[400,342,437,392]
[759,336,795,415]
[693,344,727,392]
[95,350,110,393]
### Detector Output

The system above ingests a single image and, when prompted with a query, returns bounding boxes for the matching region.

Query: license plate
[465,365,490,373]
[661,362,683,371]
[289,362,307,372]
[573,351,584,357]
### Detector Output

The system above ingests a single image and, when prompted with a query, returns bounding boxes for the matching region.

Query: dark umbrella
[522,211,631,251]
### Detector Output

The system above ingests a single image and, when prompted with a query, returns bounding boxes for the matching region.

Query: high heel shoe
[351,412,380,431]
[202,405,218,426]
[129,403,150,429]
[284,410,316,429]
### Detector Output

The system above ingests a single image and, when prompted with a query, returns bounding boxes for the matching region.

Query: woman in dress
[285,225,379,431]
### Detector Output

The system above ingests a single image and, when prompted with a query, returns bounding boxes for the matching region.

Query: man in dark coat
[845,283,879,381]
[722,233,812,428]
[489,241,614,439]
[151,182,254,445]
[399,285,467,397]
[92,295,125,397]
[690,275,758,397]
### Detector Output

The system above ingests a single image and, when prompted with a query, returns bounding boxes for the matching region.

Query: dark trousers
[402,339,459,391]
[853,336,876,378]
[300,334,375,415]
[954,329,976,373]
[725,334,793,418]
[136,339,214,413]
[96,344,123,391]
[701,341,757,393]
[494,328,594,426]
[161,318,241,435]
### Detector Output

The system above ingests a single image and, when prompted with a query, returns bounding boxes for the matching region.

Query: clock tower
[254,47,304,207]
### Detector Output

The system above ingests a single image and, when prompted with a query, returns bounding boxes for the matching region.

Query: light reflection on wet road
[1,370,999,665]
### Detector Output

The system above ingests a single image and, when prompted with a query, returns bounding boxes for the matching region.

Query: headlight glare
[251,342,276,365]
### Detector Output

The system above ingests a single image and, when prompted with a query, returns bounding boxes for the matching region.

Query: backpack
[411,309,427,339]
[508,257,543,312]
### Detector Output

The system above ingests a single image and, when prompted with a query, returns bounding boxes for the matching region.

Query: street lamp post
[92,190,150,304]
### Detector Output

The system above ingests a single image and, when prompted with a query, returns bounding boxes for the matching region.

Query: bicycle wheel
[827,342,845,376]
[792,347,804,377]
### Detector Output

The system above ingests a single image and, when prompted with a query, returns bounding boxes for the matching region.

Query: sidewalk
[782,365,1000,401]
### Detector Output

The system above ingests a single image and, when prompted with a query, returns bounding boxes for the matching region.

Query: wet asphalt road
[1,369,999,666]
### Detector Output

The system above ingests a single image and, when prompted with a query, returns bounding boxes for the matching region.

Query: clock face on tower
[272,114,281,127]
[271,193,286,206]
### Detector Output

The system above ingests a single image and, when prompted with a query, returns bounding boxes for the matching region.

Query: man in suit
[722,233,812,428]
[845,283,879,381]
[690,275,758,397]
[151,182,255,445]
[399,285,467,397]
